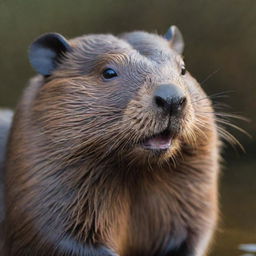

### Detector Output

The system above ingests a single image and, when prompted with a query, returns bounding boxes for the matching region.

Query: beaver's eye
[181,65,186,76]
[181,66,186,76]
[102,68,118,79]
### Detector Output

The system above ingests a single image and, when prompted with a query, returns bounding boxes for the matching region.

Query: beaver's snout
[139,84,187,151]
[153,84,187,117]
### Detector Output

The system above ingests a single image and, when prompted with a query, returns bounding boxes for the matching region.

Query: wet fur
[4,31,220,255]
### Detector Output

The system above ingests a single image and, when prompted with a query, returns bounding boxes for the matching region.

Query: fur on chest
[125,194,187,255]
[114,171,209,256]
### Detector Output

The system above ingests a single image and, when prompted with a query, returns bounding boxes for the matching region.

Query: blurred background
[0,0,255,255]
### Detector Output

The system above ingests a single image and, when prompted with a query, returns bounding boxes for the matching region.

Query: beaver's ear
[164,26,184,54]
[28,33,71,76]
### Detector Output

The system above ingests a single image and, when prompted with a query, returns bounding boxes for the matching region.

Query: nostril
[179,97,187,107]
[155,96,167,109]
[153,84,186,115]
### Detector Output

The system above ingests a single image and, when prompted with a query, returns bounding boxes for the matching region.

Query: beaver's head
[28,26,214,166]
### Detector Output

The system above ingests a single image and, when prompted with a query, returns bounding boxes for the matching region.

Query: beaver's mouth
[140,129,173,151]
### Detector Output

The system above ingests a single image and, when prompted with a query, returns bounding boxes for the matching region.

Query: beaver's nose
[153,84,187,116]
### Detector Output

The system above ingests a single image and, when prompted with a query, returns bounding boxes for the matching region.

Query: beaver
[3,26,220,256]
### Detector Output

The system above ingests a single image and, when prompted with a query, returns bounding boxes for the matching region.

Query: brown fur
[4,31,220,255]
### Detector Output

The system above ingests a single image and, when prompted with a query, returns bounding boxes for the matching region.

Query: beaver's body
[3,27,220,256]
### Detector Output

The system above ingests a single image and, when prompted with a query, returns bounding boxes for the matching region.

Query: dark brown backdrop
[0,1,255,255]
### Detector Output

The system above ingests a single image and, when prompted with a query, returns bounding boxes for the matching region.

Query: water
[239,244,256,254]
[210,156,256,256]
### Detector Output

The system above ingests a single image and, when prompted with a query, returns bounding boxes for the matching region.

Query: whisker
[191,91,233,104]
[217,126,245,152]
[200,68,221,85]
[216,118,251,138]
